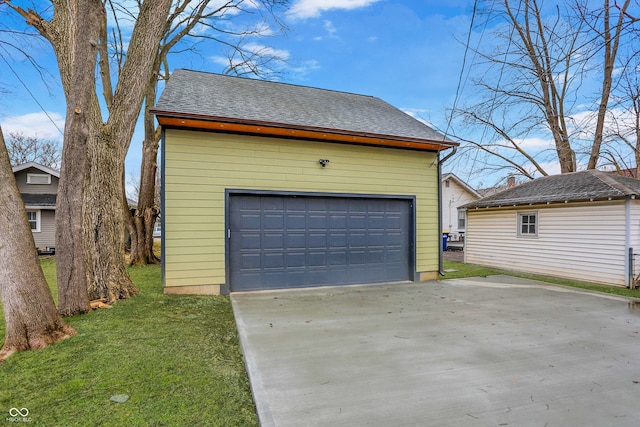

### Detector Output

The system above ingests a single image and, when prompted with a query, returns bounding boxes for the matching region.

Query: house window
[444,180,450,188]
[457,209,466,229]
[27,173,51,185]
[26,210,41,232]
[518,212,537,237]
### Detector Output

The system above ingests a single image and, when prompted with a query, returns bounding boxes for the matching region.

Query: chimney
[507,175,516,188]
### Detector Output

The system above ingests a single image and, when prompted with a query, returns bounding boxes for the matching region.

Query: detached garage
[153,69,457,294]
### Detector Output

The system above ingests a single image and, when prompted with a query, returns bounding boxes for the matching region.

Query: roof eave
[466,194,637,210]
[153,112,458,152]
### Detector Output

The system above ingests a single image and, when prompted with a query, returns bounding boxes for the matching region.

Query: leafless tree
[0,125,76,361]
[6,131,61,168]
[5,0,174,315]
[453,0,638,180]
[127,0,289,266]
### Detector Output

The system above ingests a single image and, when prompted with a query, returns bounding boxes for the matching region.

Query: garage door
[229,194,412,291]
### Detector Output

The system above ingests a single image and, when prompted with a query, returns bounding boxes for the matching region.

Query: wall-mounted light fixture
[319,159,330,168]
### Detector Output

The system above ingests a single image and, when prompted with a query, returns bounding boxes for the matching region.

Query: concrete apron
[231,276,640,427]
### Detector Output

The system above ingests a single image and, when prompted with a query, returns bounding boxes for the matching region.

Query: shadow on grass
[0,262,257,427]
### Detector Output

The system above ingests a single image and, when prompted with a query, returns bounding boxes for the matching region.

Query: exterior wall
[465,201,632,286]
[31,209,56,250]
[441,178,478,239]
[14,168,59,194]
[164,129,440,292]
[629,200,640,283]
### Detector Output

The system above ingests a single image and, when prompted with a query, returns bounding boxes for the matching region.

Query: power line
[0,48,64,137]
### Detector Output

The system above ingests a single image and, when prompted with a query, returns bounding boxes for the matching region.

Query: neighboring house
[463,170,640,288]
[153,69,457,294]
[477,175,519,197]
[12,162,59,254]
[441,173,481,244]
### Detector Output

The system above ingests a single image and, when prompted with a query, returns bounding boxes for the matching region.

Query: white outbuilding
[463,170,640,288]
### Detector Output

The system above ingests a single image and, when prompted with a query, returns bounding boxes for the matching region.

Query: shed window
[27,173,51,185]
[518,212,537,237]
[26,210,41,232]
[457,209,466,229]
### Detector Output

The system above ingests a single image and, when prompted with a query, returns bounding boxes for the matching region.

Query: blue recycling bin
[442,232,449,251]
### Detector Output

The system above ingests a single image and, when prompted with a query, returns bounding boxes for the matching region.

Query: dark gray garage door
[229,194,412,291]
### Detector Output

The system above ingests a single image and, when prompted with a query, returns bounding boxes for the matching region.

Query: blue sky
[0,0,484,189]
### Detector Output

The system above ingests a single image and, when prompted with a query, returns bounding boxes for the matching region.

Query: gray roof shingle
[153,69,453,144]
[21,194,57,207]
[463,170,640,209]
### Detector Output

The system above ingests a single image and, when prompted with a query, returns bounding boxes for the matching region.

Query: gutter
[438,145,458,276]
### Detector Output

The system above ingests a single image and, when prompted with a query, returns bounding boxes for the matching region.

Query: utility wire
[0,48,64,137]
[444,0,479,139]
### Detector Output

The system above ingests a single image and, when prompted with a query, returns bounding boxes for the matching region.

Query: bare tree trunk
[587,0,630,169]
[85,134,137,301]
[0,126,76,362]
[53,1,104,316]
[129,76,161,266]
[84,0,172,298]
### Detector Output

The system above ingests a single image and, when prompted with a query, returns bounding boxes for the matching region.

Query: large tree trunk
[84,0,172,298]
[0,126,76,362]
[85,132,137,301]
[53,1,104,316]
[129,77,161,266]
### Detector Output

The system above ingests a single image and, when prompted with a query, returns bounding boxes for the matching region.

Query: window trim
[27,173,51,185]
[26,209,41,233]
[517,211,538,237]
[457,209,466,230]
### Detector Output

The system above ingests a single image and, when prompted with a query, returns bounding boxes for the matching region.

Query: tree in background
[5,0,173,314]
[0,125,75,361]
[6,131,61,168]
[128,0,289,266]
[2,0,290,314]
[451,0,638,181]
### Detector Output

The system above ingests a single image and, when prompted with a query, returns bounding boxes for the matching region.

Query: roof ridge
[589,169,638,196]
[175,68,380,100]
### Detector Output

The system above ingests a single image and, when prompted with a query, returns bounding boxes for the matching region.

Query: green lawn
[0,261,257,427]
[3,258,638,426]
[443,260,640,299]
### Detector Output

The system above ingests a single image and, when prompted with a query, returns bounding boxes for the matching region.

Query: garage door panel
[308,251,327,267]
[230,195,411,291]
[308,233,327,248]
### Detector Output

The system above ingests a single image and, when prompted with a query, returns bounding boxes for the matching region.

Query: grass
[0,261,257,427]
[3,256,638,425]
[443,259,640,299]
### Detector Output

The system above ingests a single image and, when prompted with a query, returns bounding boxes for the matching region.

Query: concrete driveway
[231,276,640,426]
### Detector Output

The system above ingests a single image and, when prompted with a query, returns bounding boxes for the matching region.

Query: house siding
[466,201,630,286]
[31,209,56,250]
[441,177,478,237]
[14,168,59,194]
[164,129,440,291]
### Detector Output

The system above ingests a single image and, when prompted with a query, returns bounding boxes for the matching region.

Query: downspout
[438,145,457,276]
[625,197,631,288]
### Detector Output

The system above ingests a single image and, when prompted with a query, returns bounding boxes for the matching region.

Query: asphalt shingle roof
[21,194,57,207]
[153,69,452,144]
[463,170,640,209]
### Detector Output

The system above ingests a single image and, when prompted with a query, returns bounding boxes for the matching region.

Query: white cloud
[324,20,338,38]
[210,44,291,74]
[512,137,554,149]
[288,0,381,19]
[1,112,64,141]
[289,59,321,79]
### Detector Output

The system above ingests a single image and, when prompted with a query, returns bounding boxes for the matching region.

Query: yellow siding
[164,129,440,289]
